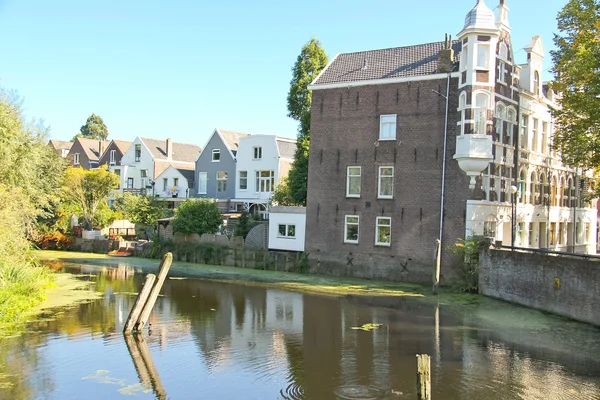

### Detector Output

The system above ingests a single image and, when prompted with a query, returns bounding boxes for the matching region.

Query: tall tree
[286,38,328,205]
[551,0,600,169]
[62,166,120,229]
[74,113,108,141]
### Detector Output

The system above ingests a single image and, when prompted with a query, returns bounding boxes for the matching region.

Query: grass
[34,250,481,305]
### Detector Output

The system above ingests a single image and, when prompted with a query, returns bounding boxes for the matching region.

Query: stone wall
[479,248,600,326]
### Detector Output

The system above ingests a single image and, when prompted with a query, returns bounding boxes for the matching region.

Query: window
[278,224,296,238]
[474,93,489,134]
[499,42,508,60]
[163,178,168,192]
[533,71,540,96]
[507,109,516,145]
[495,104,505,142]
[74,153,80,165]
[140,170,148,178]
[114,169,121,189]
[253,146,262,160]
[550,222,557,245]
[134,144,141,162]
[483,218,496,238]
[460,44,468,71]
[127,177,134,189]
[541,122,548,154]
[255,170,274,192]
[212,149,220,162]
[346,166,361,197]
[532,118,539,152]
[379,114,397,140]
[344,215,359,243]
[217,172,227,192]
[585,222,591,243]
[459,92,467,135]
[198,172,207,194]
[497,61,507,85]
[378,167,394,198]
[476,44,489,69]
[239,171,247,190]
[174,178,179,188]
[520,115,529,149]
[375,217,391,246]
[109,150,116,165]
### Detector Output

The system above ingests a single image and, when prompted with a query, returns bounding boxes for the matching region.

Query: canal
[1,258,599,399]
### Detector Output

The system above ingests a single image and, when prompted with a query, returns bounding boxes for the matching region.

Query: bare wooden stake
[123,274,156,334]
[417,354,431,400]
[134,253,173,332]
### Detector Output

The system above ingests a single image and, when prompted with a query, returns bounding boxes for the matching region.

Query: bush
[449,237,484,293]
[172,199,222,236]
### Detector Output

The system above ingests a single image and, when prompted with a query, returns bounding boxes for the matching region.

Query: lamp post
[510,185,518,248]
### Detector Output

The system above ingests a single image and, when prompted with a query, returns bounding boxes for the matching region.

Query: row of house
[50,130,296,216]
[49,0,600,284]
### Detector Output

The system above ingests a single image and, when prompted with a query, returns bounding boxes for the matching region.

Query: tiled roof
[112,140,132,154]
[217,129,251,154]
[312,41,461,86]
[276,139,297,160]
[140,137,201,163]
[76,137,110,160]
[154,160,195,178]
[48,139,72,151]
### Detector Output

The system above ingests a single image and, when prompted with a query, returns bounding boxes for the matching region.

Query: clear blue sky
[0,0,565,146]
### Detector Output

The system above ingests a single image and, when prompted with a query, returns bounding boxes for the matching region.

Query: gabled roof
[75,137,110,160]
[154,160,196,178]
[276,138,296,160]
[48,139,72,151]
[112,140,132,154]
[311,41,461,87]
[140,137,201,163]
[177,168,195,184]
[216,129,251,154]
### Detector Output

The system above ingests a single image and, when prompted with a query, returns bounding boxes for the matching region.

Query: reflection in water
[0,259,599,399]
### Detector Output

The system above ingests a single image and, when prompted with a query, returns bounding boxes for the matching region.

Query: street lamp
[510,185,518,248]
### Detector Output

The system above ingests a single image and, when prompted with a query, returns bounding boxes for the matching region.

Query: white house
[268,206,306,252]
[155,165,195,198]
[120,137,201,197]
[234,135,296,218]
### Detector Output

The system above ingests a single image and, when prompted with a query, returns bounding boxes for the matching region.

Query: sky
[0,0,567,147]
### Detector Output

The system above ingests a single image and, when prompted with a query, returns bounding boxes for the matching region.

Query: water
[1,259,599,399]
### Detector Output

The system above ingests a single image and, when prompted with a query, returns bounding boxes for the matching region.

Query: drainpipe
[434,71,451,295]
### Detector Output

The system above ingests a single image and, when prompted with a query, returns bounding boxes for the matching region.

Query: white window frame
[460,44,469,71]
[212,149,220,162]
[239,170,248,190]
[109,150,116,165]
[216,171,227,192]
[377,166,394,199]
[163,178,168,192]
[344,215,359,244]
[255,170,274,193]
[379,114,397,140]
[476,43,490,70]
[134,144,141,162]
[277,224,296,239]
[375,217,391,246]
[346,166,361,198]
[127,177,134,189]
[474,92,489,135]
[73,153,80,165]
[253,146,263,160]
[197,172,207,194]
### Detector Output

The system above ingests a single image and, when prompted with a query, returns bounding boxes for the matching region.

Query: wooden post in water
[416,354,431,400]
[123,274,156,334]
[124,333,167,400]
[134,252,173,332]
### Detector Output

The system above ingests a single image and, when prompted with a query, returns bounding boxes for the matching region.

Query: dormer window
[253,146,262,160]
[533,71,540,96]
[74,153,80,165]
[134,144,141,162]
[212,149,220,162]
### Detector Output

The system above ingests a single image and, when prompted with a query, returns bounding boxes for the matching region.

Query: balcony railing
[123,188,147,196]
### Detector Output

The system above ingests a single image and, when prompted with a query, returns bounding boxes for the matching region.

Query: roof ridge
[338,40,458,56]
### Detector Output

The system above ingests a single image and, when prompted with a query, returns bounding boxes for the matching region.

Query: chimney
[99,140,105,158]
[438,34,455,73]
[166,138,173,160]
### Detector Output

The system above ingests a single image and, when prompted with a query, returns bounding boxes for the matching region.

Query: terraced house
[304,0,597,284]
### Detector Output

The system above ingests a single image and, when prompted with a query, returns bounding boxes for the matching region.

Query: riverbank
[34,250,480,306]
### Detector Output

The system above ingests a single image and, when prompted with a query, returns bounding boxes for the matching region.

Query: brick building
[304,0,597,284]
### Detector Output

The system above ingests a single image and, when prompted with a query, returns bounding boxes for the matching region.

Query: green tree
[62,166,120,229]
[270,176,300,206]
[113,192,172,237]
[286,38,328,205]
[551,0,600,169]
[234,210,257,238]
[73,113,108,141]
[172,199,222,236]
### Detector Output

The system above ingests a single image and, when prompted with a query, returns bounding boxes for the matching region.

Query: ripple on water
[279,378,305,400]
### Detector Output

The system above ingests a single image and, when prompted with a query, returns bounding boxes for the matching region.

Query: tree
[62,166,120,229]
[113,192,172,237]
[234,210,257,238]
[270,176,300,206]
[73,113,108,141]
[286,38,328,205]
[551,0,600,170]
[172,199,222,236]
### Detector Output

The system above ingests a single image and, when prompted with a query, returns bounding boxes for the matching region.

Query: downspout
[434,70,451,294]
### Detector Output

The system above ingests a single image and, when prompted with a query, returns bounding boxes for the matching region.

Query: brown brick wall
[305,77,472,284]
